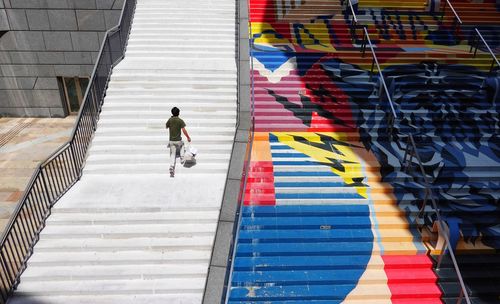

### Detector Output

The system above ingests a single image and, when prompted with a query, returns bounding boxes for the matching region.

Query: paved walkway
[0,117,74,233]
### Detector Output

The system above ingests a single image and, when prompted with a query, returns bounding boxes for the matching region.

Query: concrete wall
[0,0,124,117]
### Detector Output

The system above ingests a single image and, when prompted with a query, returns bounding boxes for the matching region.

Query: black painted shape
[266,89,351,129]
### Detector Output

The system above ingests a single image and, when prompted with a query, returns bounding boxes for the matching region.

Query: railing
[440,0,463,33]
[341,0,359,41]
[402,134,471,304]
[0,1,136,302]
[360,26,472,304]
[469,28,500,74]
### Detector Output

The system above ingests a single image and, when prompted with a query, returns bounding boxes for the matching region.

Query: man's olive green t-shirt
[166,117,186,141]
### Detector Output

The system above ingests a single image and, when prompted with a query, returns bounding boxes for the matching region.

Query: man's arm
[182,127,191,142]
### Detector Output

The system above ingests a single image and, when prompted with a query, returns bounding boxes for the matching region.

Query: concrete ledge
[202,0,250,302]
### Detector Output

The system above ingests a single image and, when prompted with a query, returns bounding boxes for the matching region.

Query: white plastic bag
[182,143,197,167]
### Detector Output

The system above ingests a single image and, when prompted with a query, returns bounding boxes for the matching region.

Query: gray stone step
[9,294,202,304]
[21,263,208,281]
[34,235,214,252]
[14,277,206,296]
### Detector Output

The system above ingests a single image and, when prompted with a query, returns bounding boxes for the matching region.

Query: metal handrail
[358,22,471,304]
[405,134,471,304]
[341,0,359,42]
[361,27,398,120]
[0,1,136,302]
[470,28,500,73]
[442,0,463,24]
[344,0,358,24]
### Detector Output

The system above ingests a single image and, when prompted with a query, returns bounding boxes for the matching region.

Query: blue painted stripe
[238,226,373,243]
[241,205,371,217]
[231,269,367,286]
[273,161,321,166]
[238,229,373,243]
[270,145,296,150]
[275,193,364,199]
[235,242,373,257]
[233,255,372,271]
[272,153,310,158]
[229,284,360,301]
[275,182,346,187]
[274,171,335,176]
[240,216,372,229]
[229,301,341,304]
[269,134,281,142]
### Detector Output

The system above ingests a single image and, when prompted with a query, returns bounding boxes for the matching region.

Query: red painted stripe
[382,255,433,269]
[243,161,276,206]
[382,255,442,302]
[392,298,443,304]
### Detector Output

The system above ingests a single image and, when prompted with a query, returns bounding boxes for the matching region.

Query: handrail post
[370,58,375,81]
[457,289,464,304]
[471,28,500,75]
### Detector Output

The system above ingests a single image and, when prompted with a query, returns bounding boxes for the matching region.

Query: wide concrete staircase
[8,0,236,303]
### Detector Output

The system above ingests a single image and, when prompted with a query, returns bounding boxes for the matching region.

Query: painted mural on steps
[228,0,499,302]
[250,0,500,249]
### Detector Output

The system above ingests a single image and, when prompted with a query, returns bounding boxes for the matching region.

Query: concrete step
[105,87,236,95]
[27,250,211,266]
[34,235,214,252]
[95,118,235,128]
[50,206,221,214]
[126,45,236,51]
[99,111,236,119]
[14,277,206,296]
[112,68,236,76]
[90,135,234,145]
[125,51,236,59]
[108,80,236,88]
[128,34,235,41]
[46,210,219,224]
[115,59,236,71]
[88,144,232,154]
[83,163,230,174]
[39,223,217,239]
[8,294,202,304]
[132,14,235,20]
[95,127,235,136]
[85,154,230,165]
[102,96,236,103]
[129,26,235,32]
[21,263,208,281]
[110,73,236,81]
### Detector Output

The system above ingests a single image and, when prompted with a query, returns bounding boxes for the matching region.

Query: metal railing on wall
[441,0,463,30]
[0,0,136,302]
[470,28,500,74]
[341,0,474,296]
[359,24,472,304]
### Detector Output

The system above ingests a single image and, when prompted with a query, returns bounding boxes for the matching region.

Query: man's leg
[169,142,177,176]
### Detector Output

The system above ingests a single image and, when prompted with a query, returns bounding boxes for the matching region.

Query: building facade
[0,0,124,117]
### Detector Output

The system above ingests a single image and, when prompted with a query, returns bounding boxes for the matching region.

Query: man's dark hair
[171,107,180,116]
